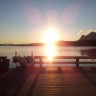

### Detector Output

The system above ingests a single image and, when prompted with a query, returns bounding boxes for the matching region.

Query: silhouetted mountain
[79,32,96,41]
[75,32,96,46]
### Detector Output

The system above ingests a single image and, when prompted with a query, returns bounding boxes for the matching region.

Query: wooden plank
[34,56,96,59]
[34,62,76,64]
[80,62,96,64]
[0,70,11,80]
[79,56,96,59]
[32,73,96,96]
[16,74,36,96]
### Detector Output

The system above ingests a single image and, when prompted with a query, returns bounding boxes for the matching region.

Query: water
[0,46,96,68]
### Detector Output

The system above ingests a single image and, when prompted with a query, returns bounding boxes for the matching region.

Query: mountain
[76,32,96,46]
[78,32,96,41]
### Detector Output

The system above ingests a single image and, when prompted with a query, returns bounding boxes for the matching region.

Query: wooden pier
[0,56,96,96]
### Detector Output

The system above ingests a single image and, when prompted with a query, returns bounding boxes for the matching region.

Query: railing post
[40,58,42,68]
[32,57,34,67]
[76,57,79,68]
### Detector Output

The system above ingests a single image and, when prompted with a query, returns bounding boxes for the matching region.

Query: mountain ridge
[78,32,96,41]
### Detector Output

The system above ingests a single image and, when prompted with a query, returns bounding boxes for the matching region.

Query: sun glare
[44,26,59,45]
[45,45,57,60]
[44,26,59,60]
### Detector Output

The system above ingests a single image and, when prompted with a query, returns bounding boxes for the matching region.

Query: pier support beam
[76,57,79,68]
[40,58,42,68]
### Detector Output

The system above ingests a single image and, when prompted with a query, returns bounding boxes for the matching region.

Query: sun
[44,26,59,45]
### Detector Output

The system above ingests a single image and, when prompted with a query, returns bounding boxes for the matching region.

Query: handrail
[34,56,96,67]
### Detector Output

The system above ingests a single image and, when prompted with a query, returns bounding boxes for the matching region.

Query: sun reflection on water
[44,44,57,61]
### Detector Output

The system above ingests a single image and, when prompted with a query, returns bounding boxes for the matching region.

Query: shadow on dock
[0,67,96,96]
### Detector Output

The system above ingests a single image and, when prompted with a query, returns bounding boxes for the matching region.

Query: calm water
[0,46,96,68]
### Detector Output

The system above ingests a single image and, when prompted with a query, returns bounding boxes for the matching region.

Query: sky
[0,0,96,44]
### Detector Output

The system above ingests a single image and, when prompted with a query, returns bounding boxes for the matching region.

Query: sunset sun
[44,26,59,45]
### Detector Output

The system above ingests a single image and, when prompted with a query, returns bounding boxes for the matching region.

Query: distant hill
[0,43,45,46]
[78,32,96,41]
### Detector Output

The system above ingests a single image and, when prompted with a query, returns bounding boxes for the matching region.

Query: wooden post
[40,58,42,68]
[76,57,79,68]
[32,55,34,68]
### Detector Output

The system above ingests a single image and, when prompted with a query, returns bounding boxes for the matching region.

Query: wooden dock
[0,67,96,96]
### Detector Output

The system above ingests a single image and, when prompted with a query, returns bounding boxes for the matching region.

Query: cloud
[78,30,85,35]
[78,29,96,35]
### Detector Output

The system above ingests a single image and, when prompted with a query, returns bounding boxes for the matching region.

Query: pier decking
[0,67,96,96]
